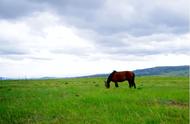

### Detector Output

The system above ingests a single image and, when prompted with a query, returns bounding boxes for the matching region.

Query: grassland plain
[0,76,189,124]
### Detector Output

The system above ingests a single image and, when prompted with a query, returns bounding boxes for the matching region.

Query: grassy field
[0,76,189,124]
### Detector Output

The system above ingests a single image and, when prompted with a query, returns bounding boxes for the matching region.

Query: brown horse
[105,70,136,88]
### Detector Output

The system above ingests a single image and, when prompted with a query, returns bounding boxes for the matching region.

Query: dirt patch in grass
[159,100,189,108]
[136,100,189,108]
[167,100,188,108]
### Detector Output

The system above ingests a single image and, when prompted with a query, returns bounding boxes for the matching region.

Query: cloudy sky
[0,0,189,78]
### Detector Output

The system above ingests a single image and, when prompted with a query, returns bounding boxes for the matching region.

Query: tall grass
[0,76,189,124]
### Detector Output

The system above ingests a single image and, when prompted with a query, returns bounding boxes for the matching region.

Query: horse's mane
[108,70,116,81]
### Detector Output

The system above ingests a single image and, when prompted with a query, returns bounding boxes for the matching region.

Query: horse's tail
[132,72,136,88]
[133,72,135,79]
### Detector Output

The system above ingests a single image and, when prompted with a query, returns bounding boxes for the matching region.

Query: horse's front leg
[115,82,119,87]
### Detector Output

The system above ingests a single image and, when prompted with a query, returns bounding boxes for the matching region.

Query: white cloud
[0,12,94,57]
[0,1,189,78]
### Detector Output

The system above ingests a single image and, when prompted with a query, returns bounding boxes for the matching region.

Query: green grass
[0,76,189,124]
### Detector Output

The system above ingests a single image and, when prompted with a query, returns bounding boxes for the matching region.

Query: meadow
[0,76,189,124]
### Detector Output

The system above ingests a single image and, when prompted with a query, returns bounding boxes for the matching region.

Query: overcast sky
[0,0,189,78]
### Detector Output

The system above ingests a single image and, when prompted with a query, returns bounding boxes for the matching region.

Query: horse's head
[104,81,110,88]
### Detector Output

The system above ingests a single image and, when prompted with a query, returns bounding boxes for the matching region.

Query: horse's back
[124,71,135,78]
[111,71,134,82]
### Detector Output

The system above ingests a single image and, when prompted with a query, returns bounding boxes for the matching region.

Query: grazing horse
[105,70,136,88]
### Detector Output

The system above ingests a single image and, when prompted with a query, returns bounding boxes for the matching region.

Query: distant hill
[0,77,8,80]
[83,65,189,78]
[134,65,189,76]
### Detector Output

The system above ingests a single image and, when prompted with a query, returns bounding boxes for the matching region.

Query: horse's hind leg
[128,80,132,88]
[115,82,119,87]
